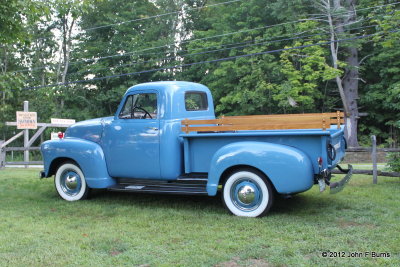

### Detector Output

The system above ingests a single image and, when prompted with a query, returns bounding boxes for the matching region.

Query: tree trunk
[1,46,8,107]
[57,12,75,114]
[342,0,359,147]
[343,45,359,147]
[323,0,359,147]
[61,17,75,84]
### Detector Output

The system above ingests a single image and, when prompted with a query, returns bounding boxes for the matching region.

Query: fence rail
[346,147,400,152]
[6,161,43,165]
[332,169,400,177]
[4,147,41,151]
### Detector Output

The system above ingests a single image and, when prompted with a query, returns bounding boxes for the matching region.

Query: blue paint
[66,117,113,143]
[182,132,330,175]
[41,138,115,188]
[41,81,348,199]
[205,141,314,196]
[102,109,161,179]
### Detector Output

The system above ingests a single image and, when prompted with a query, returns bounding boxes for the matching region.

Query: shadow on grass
[90,189,222,209]
[84,188,341,217]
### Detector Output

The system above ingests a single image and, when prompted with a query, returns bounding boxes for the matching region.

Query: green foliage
[0,0,44,44]
[276,35,341,112]
[387,152,400,172]
[358,4,400,146]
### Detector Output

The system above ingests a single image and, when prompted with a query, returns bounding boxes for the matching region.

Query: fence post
[371,135,378,184]
[0,140,5,169]
[23,101,29,168]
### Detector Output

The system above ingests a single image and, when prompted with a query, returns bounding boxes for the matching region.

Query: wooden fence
[333,136,400,183]
[0,101,72,168]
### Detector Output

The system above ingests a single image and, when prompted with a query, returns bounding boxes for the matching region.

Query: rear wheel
[222,169,273,217]
[55,163,89,201]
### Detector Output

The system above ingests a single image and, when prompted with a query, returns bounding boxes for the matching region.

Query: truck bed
[181,112,346,176]
[181,128,344,175]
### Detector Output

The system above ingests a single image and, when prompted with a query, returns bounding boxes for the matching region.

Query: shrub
[387,152,400,172]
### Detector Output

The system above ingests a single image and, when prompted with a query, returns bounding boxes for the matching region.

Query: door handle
[146,127,158,131]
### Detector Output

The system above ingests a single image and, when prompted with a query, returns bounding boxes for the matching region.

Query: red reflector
[318,157,323,166]
[58,132,64,139]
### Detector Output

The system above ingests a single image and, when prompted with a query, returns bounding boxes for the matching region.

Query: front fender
[207,141,314,196]
[41,138,116,188]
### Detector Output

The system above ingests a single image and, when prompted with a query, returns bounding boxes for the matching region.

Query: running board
[108,178,208,195]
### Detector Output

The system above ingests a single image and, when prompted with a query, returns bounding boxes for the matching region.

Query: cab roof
[125,81,210,95]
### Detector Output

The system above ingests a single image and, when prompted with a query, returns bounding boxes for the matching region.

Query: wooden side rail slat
[182,117,344,125]
[183,123,325,133]
[181,111,344,134]
[225,112,344,119]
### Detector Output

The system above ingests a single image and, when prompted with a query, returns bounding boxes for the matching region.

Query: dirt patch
[215,258,275,267]
[247,259,275,267]
[109,249,123,256]
[214,260,240,267]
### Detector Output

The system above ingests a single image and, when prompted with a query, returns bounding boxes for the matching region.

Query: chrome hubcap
[237,185,256,204]
[66,175,78,190]
[231,179,262,212]
[60,170,82,196]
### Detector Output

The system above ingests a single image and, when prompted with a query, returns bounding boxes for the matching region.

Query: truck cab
[101,82,214,180]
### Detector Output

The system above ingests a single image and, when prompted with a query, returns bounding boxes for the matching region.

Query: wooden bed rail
[181,111,344,134]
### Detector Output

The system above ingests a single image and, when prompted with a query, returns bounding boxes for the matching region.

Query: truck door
[103,91,160,179]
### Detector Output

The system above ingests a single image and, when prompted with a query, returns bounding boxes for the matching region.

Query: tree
[359,3,400,146]
[179,0,317,115]
[315,0,362,147]
[0,0,46,139]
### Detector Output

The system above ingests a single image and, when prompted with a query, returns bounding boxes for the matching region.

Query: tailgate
[328,127,346,168]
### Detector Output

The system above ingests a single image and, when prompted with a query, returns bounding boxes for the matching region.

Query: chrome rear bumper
[330,164,353,194]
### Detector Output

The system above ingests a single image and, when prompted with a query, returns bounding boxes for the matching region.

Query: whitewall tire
[55,163,89,201]
[222,169,273,217]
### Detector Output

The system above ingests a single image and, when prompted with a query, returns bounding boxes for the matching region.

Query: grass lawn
[0,168,399,267]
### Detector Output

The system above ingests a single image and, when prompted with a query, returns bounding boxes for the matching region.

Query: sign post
[23,102,34,168]
[15,101,38,168]
[0,140,4,169]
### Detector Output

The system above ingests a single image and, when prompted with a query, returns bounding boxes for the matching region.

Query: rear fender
[207,141,314,196]
[41,138,115,188]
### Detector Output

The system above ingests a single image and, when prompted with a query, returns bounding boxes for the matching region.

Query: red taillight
[58,132,64,139]
[317,157,323,166]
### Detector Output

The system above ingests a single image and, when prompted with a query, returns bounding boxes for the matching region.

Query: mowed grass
[0,168,399,267]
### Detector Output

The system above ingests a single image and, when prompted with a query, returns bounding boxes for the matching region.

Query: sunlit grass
[0,168,399,266]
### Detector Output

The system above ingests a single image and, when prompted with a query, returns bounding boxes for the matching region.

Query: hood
[65,116,113,143]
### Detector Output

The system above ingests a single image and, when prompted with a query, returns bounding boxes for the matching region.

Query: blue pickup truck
[40,81,352,217]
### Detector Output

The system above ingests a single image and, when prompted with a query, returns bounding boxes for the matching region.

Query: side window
[119,93,157,119]
[185,92,208,111]
[120,95,134,119]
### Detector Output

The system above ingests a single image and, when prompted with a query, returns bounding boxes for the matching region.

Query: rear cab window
[185,91,208,111]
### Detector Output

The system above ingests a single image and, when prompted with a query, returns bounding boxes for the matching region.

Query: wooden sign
[16,111,37,129]
[50,132,59,140]
[51,118,76,125]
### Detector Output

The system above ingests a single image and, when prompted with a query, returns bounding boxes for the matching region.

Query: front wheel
[222,169,274,217]
[55,162,89,201]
